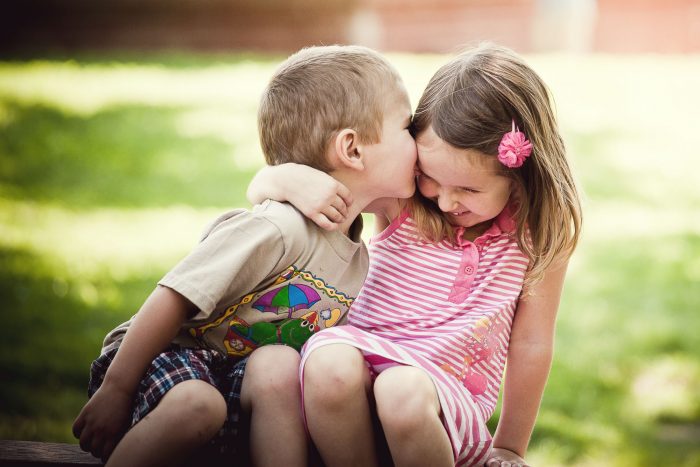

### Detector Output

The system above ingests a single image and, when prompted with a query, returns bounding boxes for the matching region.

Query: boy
[72,45,417,467]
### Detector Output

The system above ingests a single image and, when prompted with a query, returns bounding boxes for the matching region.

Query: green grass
[1,51,699,466]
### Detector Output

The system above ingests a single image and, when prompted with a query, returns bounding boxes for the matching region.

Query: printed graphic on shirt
[252,283,321,318]
[189,266,352,357]
[222,311,319,354]
[440,316,507,395]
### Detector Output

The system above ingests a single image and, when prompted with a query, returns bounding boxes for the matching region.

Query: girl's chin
[447,214,474,227]
[448,215,490,231]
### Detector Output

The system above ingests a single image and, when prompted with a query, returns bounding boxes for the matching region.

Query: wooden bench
[0,440,102,466]
[0,440,237,466]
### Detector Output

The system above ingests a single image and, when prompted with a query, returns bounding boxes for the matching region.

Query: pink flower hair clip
[497,120,532,168]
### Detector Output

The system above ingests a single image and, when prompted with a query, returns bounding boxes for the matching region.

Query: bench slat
[0,440,101,466]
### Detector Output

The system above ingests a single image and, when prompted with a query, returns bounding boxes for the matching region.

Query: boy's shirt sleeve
[158,206,296,320]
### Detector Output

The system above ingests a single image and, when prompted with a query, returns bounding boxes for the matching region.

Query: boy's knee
[160,380,227,436]
[303,345,367,406]
[242,345,302,407]
[374,367,438,435]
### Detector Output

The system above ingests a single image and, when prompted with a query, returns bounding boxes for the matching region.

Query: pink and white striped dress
[299,207,529,466]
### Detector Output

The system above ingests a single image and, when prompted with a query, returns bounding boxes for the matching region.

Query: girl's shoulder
[374,208,412,243]
[368,198,405,221]
[366,198,408,236]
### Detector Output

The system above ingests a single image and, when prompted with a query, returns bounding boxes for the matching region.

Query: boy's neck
[337,197,365,236]
[331,174,370,237]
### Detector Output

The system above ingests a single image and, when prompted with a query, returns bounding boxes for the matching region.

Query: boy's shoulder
[200,200,364,260]
[201,200,319,243]
[252,199,313,226]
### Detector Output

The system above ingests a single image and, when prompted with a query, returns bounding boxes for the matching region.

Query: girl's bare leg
[106,379,226,467]
[241,345,307,467]
[303,344,379,467]
[373,366,453,467]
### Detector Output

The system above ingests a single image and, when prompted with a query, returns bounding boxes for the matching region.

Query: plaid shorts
[88,345,249,460]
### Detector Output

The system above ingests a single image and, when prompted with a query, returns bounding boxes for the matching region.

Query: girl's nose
[437,191,458,213]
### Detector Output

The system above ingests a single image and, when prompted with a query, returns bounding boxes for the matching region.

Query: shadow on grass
[0,100,257,208]
[534,232,699,465]
[0,245,158,441]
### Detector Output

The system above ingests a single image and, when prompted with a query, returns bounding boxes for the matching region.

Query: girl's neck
[459,220,492,242]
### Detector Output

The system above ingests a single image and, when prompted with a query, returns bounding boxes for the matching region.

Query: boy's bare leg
[105,379,227,467]
[241,345,307,467]
[303,344,379,467]
[373,366,453,467]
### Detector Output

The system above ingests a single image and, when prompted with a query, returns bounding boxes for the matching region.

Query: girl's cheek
[416,178,435,198]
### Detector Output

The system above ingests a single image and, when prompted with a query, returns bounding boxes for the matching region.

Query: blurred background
[1,0,698,465]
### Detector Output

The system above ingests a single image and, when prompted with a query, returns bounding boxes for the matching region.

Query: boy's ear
[332,129,365,171]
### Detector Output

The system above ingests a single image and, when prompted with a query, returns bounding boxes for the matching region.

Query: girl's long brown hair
[409,43,582,292]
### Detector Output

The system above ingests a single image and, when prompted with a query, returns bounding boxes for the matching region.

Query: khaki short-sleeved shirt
[102,200,368,358]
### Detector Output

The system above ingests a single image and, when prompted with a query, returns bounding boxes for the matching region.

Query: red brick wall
[2,0,698,54]
[594,0,700,52]
[356,0,535,53]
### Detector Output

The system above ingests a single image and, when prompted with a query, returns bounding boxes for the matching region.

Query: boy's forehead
[383,90,412,119]
[386,78,410,103]
[385,84,411,115]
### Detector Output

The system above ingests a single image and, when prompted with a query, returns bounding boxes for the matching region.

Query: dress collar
[455,203,517,247]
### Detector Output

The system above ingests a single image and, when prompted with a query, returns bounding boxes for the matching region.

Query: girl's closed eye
[460,187,480,194]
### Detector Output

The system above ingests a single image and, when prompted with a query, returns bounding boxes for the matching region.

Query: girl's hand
[247,163,353,231]
[293,173,353,231]
[485,447,531,467]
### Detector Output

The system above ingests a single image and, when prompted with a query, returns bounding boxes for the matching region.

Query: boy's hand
[72,383,133,462]
[485,447,530,467]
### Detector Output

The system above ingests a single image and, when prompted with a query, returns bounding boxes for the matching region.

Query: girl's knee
[303,345,368,405]
[374,367,439,434]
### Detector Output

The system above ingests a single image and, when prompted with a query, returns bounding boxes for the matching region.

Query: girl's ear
[508,178,524,204]
[332,129,365,171]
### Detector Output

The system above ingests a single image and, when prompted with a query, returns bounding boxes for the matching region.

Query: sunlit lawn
[1,51,699,466]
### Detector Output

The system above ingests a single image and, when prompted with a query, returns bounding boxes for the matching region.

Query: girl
[248,43,582,467]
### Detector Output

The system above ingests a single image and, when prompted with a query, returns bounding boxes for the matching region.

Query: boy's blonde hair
[410,43,583,291]
[258,45,404,172]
